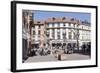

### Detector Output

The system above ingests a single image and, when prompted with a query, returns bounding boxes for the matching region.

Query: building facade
[22,10,33,62]
[31,21,46,49]
[45,17,91,50]
[30,17,91,54]
[22,11,91,60]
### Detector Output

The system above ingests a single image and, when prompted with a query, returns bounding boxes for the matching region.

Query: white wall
[0,0,99,73]
[35,25,39,41]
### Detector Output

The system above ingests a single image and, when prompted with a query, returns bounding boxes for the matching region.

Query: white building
[31,21,46,49]
[45,17,91,50]
[30,17,91,52]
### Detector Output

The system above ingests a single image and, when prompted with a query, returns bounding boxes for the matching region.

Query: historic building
[22,11,91,60]
[31,21,46,49]
[22,10,33,62]
[45,17,91,50]
[30,17,91,53]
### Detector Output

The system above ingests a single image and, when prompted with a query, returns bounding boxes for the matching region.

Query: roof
[45,17,79,24]
[32,17,90,26]
[33,20,44,25]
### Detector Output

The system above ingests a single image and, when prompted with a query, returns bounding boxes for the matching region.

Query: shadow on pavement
[73,50,91,56]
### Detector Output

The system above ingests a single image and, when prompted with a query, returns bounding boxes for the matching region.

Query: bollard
[58,54,61,60]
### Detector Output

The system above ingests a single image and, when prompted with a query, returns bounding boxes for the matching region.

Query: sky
[33,10,91,23]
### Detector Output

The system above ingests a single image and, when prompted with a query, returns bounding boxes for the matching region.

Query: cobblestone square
[25,53,90,63]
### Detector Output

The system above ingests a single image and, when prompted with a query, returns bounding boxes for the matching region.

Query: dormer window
[52,17,55,20]
[71,18,74,21]
[62,17,66,20]
[37,21,40,23]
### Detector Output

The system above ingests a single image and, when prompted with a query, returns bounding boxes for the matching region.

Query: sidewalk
[25,55,58,63]
[24,53,90,63]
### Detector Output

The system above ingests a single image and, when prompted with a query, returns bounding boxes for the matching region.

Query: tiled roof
[45,17,79,24]
[32,17,90,26]
[33,20,44,25]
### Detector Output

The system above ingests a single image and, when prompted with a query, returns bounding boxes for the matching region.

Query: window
[62,17,66,20]
[57,29,60,39]
[71,18,74,21]
[37,21,40,23]
[82,26,83,29]
[33,31,35,35]
[52,23,54,27]
[77,25,79,27]
[73,32,76,39]
[49,23,53,27]
[69,23,71,26]
[29,16,32,21]
[46,29,49,37]
[58,34,60,39]
[57,29,60,33]
[63,29,66,39]
[38,30,40,35]
[39,25,41,28]
[33,25,35,29]
[48,24,50,27]
[52,17,55,20]
[69,32,72,39]
[52,29,55,39]
[73,24,75,27]
[23,12,28,28]
[58,23,60,27]
[63,23,66,27]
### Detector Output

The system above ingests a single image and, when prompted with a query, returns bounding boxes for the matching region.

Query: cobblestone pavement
[24,53,90,63]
